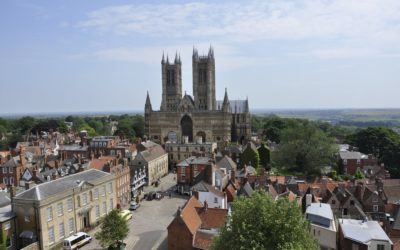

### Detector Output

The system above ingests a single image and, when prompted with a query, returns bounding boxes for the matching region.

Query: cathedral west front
[144,47,251,146]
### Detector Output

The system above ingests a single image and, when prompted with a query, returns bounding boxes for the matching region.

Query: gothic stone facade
[145,47,251,146]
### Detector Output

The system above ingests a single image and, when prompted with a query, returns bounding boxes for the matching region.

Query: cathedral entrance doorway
[181,115,193,142]
[196,131,206,143]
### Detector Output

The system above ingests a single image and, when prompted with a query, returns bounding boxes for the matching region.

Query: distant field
[252,109,400,130]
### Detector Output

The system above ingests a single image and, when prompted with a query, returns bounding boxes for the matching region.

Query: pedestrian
[169,192,171,198]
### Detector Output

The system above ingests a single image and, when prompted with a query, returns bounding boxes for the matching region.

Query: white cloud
[78,0,400,41]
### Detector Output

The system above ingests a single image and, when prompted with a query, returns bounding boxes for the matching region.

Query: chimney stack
[8,185,16,199]
[19,145,26,167]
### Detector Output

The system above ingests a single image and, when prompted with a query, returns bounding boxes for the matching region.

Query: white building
[192,181,227,209]
[306,203,337,250]
[339,219,392,250]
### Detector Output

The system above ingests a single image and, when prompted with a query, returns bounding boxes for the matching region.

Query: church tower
[192,46,216,111]
[161,52,182,111]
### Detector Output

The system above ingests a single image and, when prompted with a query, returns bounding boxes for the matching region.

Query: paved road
[81,172,187,250]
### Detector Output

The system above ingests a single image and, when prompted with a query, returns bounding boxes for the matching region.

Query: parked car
[129,202,140,210]
[146,191,155,201]
[119,210,133,221]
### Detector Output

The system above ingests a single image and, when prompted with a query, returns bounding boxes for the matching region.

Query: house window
[24,215,30,222]
[48,226,55,245]
[343,159,348,165]
[108,183,113,193]
[373,205,379,212]
[59,222,65,239]
[109,198,113,210]
[214,197,218,203]
[68,218,74,234]
[102,186,106,196]
[102,201,107,215]
[9,177,14,185]
[377,245,385,250]
[47,207,53,221]
[331,200,336,205]
[357,159,361,165]
[96,205,100,219]
[67,198,73,211]
[2,167,7,174]
[94,188,99,199]
[57,203,63,216]
[82,193,88,205]
[9,167,13,173]
[2,177,7,185]
[350,200,355,206]
[352,243,359,250]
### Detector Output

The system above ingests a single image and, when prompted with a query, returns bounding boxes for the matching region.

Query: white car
[129,202,140,210]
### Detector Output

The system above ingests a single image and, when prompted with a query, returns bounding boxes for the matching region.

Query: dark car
[146,191,155,201]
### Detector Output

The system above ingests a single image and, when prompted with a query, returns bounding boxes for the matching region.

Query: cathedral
[144,47,251,146]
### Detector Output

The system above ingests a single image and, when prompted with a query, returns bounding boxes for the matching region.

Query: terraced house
[12,169,116,249]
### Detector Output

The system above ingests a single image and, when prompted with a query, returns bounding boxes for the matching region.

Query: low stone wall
[20,242,39,250]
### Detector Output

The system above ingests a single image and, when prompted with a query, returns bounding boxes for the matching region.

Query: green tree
[274,122,336,176]
[95,209,129,249]
[211,191,318,250]
[79,124,96,137]
[347,127,400,178]
[114,117,136,141]
[241,144,260,169]
[18,116,37,134]
[355,169,365,179]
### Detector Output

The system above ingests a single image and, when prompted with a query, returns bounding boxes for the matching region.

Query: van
[62,232,92,249]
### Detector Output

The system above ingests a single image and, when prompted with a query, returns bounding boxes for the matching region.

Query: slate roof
[340,219,392,244]
[192,181,225,198]
[14,169,111,201]
[0,192,11,207]
[339,151,367,160]
[0,205,15,223]
[238,181,254,197]
[2,156,19,168]
[139,144,166,162]
[216,156,236,171]
[384,186,400,204]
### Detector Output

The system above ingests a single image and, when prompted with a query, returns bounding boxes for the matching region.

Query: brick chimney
[25,181,36,190]
[8,185,16,199]
[19,145,26,167]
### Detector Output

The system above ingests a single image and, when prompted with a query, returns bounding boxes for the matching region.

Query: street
[81,172,188,250]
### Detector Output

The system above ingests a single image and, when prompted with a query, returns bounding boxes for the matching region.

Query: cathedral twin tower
[160,47,216,112]
[145,47,251,146]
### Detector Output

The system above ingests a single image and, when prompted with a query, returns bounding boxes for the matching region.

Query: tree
[211,191,318,250]
[347,127,400,178]
[241,143,260,169]
[95,209,129,249]
[274,122,336,176]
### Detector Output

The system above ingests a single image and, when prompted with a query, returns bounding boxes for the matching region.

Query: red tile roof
[196,207,228,230]
[180,196,203,235]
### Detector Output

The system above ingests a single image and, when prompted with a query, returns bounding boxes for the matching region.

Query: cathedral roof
[216,100,248,113]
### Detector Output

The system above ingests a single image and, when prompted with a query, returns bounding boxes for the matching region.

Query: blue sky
[1,0,400,115]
